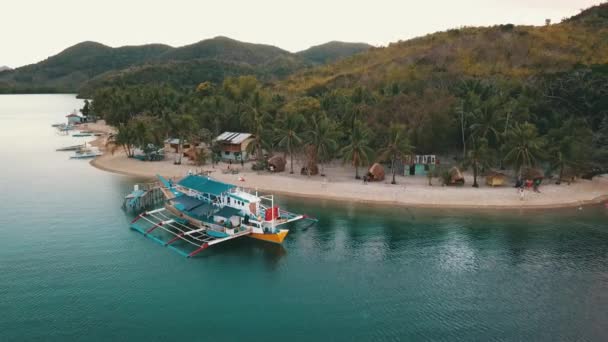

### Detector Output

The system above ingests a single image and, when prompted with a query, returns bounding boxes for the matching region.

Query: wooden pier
[122,182,165,213]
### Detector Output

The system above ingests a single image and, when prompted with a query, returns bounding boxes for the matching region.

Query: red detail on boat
[188,243,209,257]
[145,221,163,234]
[165,233,184,246]
[265,207,279,221]
[131,214,143,223]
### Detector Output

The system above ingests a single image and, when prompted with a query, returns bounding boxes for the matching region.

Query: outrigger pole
[130,208,252,258]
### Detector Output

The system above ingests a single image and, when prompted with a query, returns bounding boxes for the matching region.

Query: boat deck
[130,208,251,257]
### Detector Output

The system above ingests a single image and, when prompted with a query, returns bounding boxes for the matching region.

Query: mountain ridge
[0,37,371,94]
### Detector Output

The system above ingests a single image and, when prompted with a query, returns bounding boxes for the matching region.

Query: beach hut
[66,112,84,125]
[367,163,385,182]
[449,167,465,185]
[165,138,191,153]
[267,155,286,172]
[522,167,544,181]
[485,170,507,187]
[214,132,254,161]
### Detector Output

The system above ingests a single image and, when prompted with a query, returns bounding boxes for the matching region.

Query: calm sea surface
[0,94,607,341]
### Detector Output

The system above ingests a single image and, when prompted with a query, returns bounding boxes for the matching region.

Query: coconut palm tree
[106,123,136,157]
[168,114,198,165]
[378,124,414,185]
[304,116,339,176]
[503,122,545,178]
[341,120,374,179]
[465,137,493,188]
[243,110,272,169]
[275,112,304,174]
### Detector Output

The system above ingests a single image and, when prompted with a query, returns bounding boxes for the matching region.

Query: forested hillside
[296,41,372,64]
[89,3,608,183]
[0,37,368,95]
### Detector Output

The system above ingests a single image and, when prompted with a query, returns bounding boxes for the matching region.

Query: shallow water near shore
[1,94,607,341]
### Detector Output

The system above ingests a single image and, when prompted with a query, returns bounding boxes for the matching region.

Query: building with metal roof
[214,132,254,161]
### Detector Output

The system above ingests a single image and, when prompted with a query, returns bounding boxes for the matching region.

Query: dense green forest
[0,37,369,96]
[85,3,608,183]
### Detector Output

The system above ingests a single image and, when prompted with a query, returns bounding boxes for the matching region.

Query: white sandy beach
[86,124,608,210]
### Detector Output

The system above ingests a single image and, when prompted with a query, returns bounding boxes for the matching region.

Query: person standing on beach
[519,186,525,201]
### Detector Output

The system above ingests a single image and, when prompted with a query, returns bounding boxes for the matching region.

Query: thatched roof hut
[368,163,385,181]
[485,170,507,187]
[522,167,544,180]
[267,155,286,172]
[449,167,465,185]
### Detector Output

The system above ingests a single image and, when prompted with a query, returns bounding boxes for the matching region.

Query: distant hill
[281,3,608,94]
[296,41,372,64]
[0,41,172,93]
[0,37,369,95]
[0,66,11,72]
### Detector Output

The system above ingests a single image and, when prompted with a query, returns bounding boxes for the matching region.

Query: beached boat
[56,144,85,151]
[70,146,102,159]
[128,174,317,256]
[72,133,93,137]
[51,123,65,127]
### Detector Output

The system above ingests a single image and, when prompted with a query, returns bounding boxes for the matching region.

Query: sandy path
[90,148,608,209]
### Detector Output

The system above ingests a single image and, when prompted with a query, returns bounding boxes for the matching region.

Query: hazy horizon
[2,0,602,68]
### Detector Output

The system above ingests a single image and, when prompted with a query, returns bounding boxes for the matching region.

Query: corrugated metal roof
[178,175,235,196]
[215,132,252,144]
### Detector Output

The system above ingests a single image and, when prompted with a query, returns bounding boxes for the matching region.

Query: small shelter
[448,167,465,185]
[164,138,191,153]
[485,170,507,187]
[367,163,385,182]
[522,167,544,181]
[215,132,254,161]
[267,155,286,172]
[66,112,84,125]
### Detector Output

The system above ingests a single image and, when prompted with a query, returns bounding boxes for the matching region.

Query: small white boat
[70,151,102,159]
[70,146,102,159]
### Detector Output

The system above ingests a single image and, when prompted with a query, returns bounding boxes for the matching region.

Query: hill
[0,42,172,93]
[0,37,369,95]
[0,66,11,72]
[282,4,608,95]
[296,41,372,64]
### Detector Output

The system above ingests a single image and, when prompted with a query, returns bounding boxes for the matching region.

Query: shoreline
[90,151,608,211]
[84,121,608,210]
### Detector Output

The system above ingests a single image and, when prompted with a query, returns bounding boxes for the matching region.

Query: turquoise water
[1,95,607,341]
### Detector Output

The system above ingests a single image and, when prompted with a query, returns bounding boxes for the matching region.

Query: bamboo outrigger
[127,173,317,257]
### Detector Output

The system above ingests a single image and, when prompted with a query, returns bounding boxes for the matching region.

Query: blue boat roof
[178,175,235,196]
[214,206,241,218]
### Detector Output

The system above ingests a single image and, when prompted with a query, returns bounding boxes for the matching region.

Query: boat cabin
[174,174,261,219]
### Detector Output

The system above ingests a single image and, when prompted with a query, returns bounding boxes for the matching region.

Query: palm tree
[168,114,198,165]
[465,137,493,188]
[107,123,136,157]
[275,112,304,174]
[244,106,271,166]
[503,122,545,178]
[341,120,374,179]
[469,98,502,144]
[305,116,339,176]
[547,118,593,184]
[378,124,414,185]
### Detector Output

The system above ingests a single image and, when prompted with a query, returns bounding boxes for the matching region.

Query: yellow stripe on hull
[249,229,289,244]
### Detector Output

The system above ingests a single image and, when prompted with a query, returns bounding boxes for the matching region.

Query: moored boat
[128,173,317,256]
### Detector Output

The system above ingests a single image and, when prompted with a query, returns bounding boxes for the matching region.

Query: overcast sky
[1,0,602,68]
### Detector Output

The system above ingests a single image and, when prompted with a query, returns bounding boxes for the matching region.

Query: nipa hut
[267,155,286,172]
[449,167,465,185]
[485,170,507,187]
[522,167,544,181]
[367,163,385,182]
